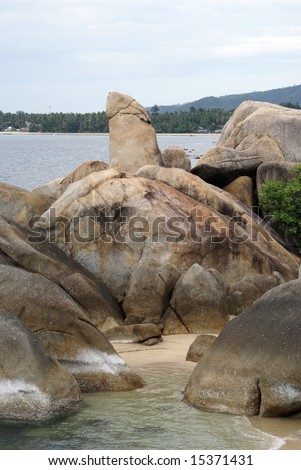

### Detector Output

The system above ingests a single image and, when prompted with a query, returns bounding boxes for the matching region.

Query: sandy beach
[115,334,301,451]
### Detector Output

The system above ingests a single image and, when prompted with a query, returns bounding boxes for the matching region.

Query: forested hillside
[154,84,301,113]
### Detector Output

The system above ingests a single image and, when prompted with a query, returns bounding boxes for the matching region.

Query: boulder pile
[0,91,300,422]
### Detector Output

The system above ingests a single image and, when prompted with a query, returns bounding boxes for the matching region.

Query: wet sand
[115,334,301,450]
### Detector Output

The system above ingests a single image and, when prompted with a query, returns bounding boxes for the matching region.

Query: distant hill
[153,84,301,113]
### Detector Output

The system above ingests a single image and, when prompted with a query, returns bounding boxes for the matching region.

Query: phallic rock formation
[184,279,301,417]
[0,309,82,424]
[106,92,162,173]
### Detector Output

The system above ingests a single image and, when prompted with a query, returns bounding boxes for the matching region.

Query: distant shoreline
[0,131,218,137]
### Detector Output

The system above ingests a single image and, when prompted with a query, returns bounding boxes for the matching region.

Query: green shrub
[260,164,301,251]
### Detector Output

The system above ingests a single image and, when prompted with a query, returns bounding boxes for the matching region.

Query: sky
[1,0,301,113]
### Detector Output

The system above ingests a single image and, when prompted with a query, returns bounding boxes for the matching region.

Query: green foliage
[0,107,232,134]
[280,102,301,109]
[260,165,301,251]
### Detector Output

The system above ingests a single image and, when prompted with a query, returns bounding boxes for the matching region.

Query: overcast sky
[1,0,301,112]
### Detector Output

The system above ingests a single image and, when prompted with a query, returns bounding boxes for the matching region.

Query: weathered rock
[123,261,181,320]
[184,278,301,417]
[0,265,143,392]
[161,145,191,171]
[191,147,262,186]
[60,160,109,194]
[162,307,189,335]
[0,216,124,327]
[32,178,64,201]
[226,272,281,315]
[32,161,109,203]
[0,182,52,226]
[101,318,162,343]
[186,335,216,362]
[216,100,301,163]
[0,309,82,424]
[256,161,299,201]
[107,92,162,173]
[36,168,299,320]
[223,176,254,209]
[170,264,229,334]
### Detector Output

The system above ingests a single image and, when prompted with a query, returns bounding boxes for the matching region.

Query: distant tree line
[1,102,299,134]
[149,106,233,133]
[0,107,233,134]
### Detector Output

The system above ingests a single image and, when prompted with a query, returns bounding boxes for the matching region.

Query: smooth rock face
[101,318,162,344]
[186,335,216,363]
[0,265,143,392]
[216,100,301,163]
[0,182,52,226]
[226,272,281,315]
[184,279,301,417]
[0,216,123,328]
[191,147,262,187]
[107,92,162,173]
[37,168,299,321]
[223,176,254,209]
[169,264,229,334]
[256,161,299,202]
[161,145,191,171]
[0,309,82,424]
[60,160,109,194]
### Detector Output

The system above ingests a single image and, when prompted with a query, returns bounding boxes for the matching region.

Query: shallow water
[0,364,283,450]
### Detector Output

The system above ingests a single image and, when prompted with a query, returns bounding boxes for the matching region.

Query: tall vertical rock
[106,92,162,173]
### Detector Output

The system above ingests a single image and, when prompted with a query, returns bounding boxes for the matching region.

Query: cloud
[214,35,301,58]
[1,0,301,111]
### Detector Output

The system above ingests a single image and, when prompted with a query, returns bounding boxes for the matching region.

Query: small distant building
[196,127,209,134]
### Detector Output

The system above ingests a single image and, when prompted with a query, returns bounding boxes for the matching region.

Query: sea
[0,133,287,450]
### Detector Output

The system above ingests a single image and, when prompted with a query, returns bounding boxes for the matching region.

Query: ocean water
[0,133,218,190]
[0,364,283,450]
[0,133,285,450]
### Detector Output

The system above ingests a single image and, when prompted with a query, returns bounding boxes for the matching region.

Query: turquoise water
[0,364,283,450]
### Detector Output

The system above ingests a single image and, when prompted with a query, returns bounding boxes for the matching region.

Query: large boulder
[168,264,229,334]
[0,182,52,226]
[60,160,109,194]
[191,147,262,187]
[223,176,254,210]
[256,161,299,202]
[186,334,216,363]
[0,216,124,328]
[161,145,191,172]
[226,272,281,315]
[36,168,299,323]
[107,92,162,173]
[184,278,301,417]
[0,265,143,392]
[0,309,82,424]
[216,100,301,163]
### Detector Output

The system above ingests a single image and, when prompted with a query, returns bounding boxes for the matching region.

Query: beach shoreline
[115,334,301,451]
[0,131,218,137]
